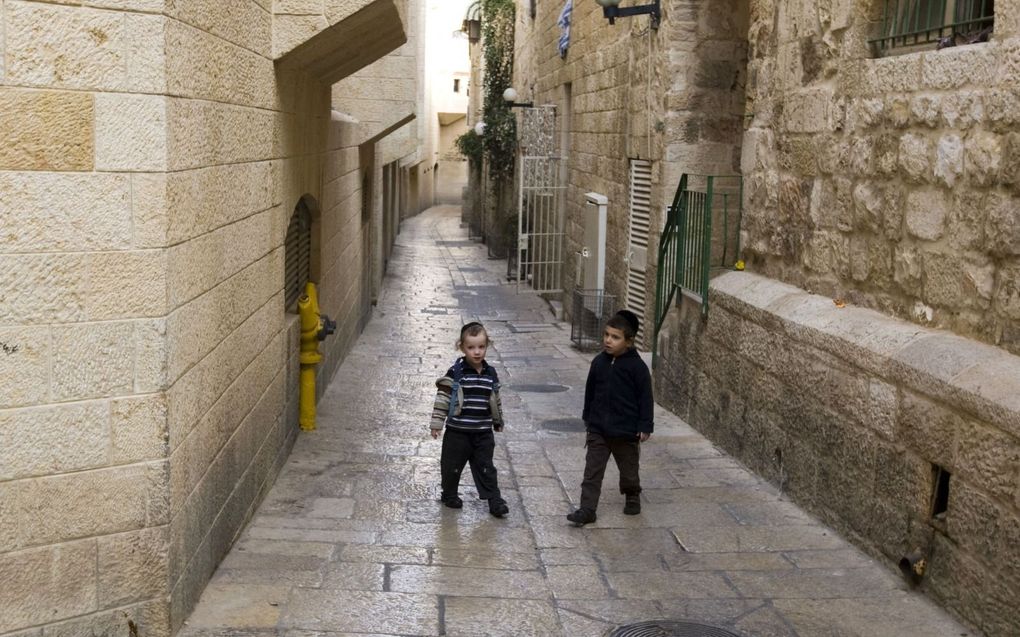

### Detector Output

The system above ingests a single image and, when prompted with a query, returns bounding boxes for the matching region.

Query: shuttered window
[284,201,312,310]
[626,159,652,344]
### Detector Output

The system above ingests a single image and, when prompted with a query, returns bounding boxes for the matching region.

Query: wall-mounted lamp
[463,1,482,43]
[502,87,533,108]
[596,0,660,29]
[474,121,486,136]
[462,19,481,43]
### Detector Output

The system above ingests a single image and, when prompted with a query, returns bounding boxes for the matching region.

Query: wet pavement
[180,205,971,637]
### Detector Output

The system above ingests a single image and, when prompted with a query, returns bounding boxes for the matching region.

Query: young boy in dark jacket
[567,310,653,526]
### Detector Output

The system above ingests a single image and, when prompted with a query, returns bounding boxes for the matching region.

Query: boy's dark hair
[607,310,639,340]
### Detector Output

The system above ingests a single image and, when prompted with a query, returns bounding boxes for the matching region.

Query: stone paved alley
[179,206,971,637]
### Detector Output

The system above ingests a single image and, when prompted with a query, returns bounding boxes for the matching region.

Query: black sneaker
[441,494,463,509]
[489,497,509,517]
[623,495,641,515]
[566,508,597,526]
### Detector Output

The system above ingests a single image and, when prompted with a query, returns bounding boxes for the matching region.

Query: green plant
[454,129,484,165]
[480,0,516,180]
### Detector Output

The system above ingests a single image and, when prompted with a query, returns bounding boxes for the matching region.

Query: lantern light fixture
[462,18,481,43]
[474,121,486,136]
[596,0,660,28]
[462,1,482,43]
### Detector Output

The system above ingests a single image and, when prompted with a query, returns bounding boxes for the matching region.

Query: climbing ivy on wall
[454,129,484,165]
[481,0,516,179]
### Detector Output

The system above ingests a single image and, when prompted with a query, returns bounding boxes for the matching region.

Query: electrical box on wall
[581,192,608,291]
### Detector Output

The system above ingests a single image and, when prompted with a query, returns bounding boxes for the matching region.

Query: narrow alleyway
[179,206,970,637]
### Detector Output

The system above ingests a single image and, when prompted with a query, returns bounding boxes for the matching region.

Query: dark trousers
[579,431,641,511]
[441,428,501,501]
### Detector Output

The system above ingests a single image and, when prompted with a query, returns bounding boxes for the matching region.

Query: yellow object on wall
[296,282,336,431]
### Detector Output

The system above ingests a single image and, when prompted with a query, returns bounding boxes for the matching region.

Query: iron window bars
[870,0,994,52]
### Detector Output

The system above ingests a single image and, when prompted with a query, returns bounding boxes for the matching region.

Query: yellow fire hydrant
[297,282,336,431]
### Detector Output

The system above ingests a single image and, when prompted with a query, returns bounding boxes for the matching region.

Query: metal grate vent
[511,384,569,393]
[284,201,312,310]
[540,418,586,432]
[609,621,742,637]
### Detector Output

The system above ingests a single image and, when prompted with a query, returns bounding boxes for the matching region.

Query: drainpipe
[297,282,336,431]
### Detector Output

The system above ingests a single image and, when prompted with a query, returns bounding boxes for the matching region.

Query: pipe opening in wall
[931,464,951,520]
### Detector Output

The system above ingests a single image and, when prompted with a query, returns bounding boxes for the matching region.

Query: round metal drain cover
[540,417,585,432]
[510,384,569,393]
[609,621,741,637]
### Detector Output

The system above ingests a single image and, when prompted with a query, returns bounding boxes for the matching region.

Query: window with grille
[871,0,993,52]
[284,201,312,311]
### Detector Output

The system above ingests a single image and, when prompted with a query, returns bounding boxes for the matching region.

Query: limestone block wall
[656,271,1020,636]
[660,0,748,204]
[316,111,375,385]
[511,1,747,333]
[161,6,297,628]
[273,0,407,59]
[1,1,173,635]
[0,1,409,636]
[743,0,1020,355]
[513,1,660,311]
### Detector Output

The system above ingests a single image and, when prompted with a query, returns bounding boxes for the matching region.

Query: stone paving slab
[179,206,973,637]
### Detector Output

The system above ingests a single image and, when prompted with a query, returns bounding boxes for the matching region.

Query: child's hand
[431,429,441,439]
[638,432,650,442]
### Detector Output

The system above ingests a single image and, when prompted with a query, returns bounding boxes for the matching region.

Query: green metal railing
[652,174,742,360]
[870,0,993,52]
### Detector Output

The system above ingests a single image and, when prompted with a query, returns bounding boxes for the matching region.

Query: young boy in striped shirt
[430,322,510,517]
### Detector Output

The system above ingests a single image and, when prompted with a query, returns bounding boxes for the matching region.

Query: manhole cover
[508,322,555,333]
[540,418,585,432]
[511,384,569,393]
[436,240,478,247]
[609,621,742,637]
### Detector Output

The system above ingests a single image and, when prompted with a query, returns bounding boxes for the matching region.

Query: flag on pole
[558,0,572,58]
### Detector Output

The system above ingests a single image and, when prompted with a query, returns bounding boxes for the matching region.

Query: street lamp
[502,87,533,108]
[596,0,660,28]
[474,121,486,136]
[462,18,481,43]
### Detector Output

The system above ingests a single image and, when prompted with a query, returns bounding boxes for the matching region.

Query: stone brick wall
[656,271,1020,636]
[512,1,747,340]
[513,1,657,314]
[742,0,1020,355]
[1,2,174,634]
[0,2,409,636]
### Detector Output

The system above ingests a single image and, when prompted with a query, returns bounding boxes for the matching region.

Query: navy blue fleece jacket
[582,348,654,439]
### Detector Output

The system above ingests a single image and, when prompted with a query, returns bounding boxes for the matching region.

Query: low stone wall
[655,271,1020,637]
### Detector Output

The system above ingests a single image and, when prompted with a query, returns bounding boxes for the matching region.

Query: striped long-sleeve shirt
[430,359,504,432]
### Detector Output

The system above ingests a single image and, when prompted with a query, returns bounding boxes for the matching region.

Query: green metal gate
[653,174,742,358]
